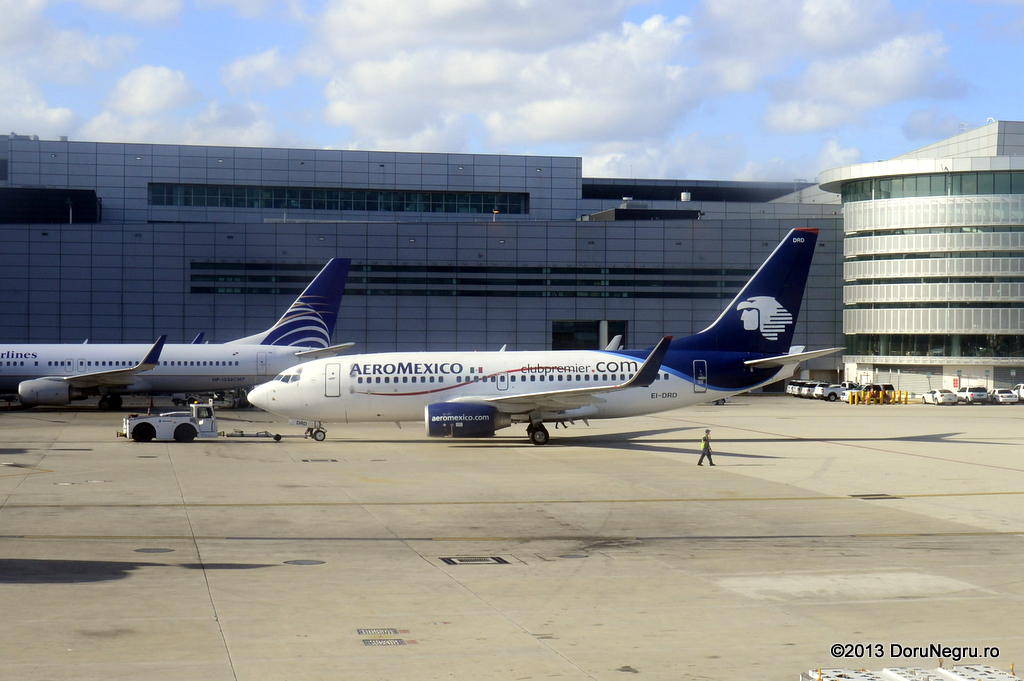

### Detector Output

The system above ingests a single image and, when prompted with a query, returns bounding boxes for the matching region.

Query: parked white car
[813,384,844,401]
[1013,384,1024,400]
[922,389,957,405]
[955,386,990,404]
[990,388,1019,404]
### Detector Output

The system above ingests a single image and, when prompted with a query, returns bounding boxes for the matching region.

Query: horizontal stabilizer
[292,342,356,360]
[743,347,844,368]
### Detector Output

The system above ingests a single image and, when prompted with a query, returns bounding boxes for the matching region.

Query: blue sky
[3,0,1021,181]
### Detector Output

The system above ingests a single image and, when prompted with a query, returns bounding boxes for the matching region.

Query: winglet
[623,336,672,388]
[191,331,205,344]
[135,335,167,371]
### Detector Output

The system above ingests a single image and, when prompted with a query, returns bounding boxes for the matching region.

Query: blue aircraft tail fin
[227,258,351,347]
[681,228,818,355]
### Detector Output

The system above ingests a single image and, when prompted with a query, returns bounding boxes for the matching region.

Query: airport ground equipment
[800,665,1019,681]
[119,401,283,442]
[119,401,220,442]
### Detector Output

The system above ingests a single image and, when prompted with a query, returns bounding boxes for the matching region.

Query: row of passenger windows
[842,171,1024,203]
[45,360,241,367]
[355,372,670,385]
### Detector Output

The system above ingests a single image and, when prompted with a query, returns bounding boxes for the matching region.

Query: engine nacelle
[425,402,511,438]
[18,378,81,406]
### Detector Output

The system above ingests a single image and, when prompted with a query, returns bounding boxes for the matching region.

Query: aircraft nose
[247,382,273,411]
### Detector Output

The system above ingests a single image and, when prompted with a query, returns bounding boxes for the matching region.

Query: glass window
[930,174,945,196]
[977,172,994,194]
[961,173,977,195]
[994,172,1011,194]
[890,177,903,197]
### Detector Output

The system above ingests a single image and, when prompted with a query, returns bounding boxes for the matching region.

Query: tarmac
[1,395,1023,681]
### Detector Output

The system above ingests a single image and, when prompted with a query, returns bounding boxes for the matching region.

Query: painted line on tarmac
[5,489,1024,509]
[3,530,1024,542]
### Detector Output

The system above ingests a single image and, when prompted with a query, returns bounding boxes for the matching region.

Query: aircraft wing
[62,336,167,388]
[450,336,672,415]
[292,342,356,360]
[743,346,844,368]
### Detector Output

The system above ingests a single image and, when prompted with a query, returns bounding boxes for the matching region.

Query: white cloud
[223,47,295,92]
[321,14,692,150]
[76,0,182,22]
[764,33,961,132]
[81,100,293,147]
[0,72,76,137]
[315,0,635,58]
[197,0,312,20]
[183,101,290,147]
[817,138,860,169]
[696,0,904,93]
[108,65,195,115]
[584,134,747,181]
[902,109,966,140]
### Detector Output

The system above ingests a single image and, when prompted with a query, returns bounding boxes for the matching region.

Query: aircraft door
[256,352,267,376]
[496,372,509,391]
[325,363,341,397]
[693,360,708,393]
[77,358,87,373]
[62,358,74,375]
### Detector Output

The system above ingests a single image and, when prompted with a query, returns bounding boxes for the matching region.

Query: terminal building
[2,120,1021,391]
[0,134,843,388]
[820,120,1024,393]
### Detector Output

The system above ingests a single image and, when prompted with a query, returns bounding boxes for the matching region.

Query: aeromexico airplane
[0,259,351,409]
[248,229,841,445]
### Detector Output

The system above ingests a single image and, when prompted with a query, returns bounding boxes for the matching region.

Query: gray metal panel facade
[0,136,844,374]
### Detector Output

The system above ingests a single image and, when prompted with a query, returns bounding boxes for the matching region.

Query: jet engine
[425,402,511,438]
[18,378,84,406]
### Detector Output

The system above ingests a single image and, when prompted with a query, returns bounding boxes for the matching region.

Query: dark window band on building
[190,261,755,277]
[845,333,1024,358]
[149,183,528,214]
[188,261,754,300]
[0,188,100,223]
[189,286,738,299]
[847,251,1024,262]
[841,171,1024,203]
[845,302,1024,310]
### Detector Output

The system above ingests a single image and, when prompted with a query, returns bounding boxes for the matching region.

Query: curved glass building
[819,121,1024,392]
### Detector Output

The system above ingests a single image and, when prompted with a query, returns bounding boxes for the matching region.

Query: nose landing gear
[303,422,328,441]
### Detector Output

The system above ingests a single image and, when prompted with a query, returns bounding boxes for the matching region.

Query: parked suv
[812,384,844,401]
[955,386,990,404]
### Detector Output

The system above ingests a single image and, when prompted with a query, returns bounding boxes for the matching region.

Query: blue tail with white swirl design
[227,259,351,348]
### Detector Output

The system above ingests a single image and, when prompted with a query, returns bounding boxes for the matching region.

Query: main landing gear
[97,394,123,411]
[526,422,550,446]
[304,422,327,441]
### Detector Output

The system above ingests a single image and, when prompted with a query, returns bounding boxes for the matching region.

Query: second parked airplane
[248,229,840,444]
[0,259,351,409]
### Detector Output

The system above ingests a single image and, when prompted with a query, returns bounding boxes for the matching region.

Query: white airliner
[0,259,351,409]
[248,229,841,445]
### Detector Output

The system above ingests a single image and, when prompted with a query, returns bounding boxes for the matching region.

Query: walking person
[698,428,715,466]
